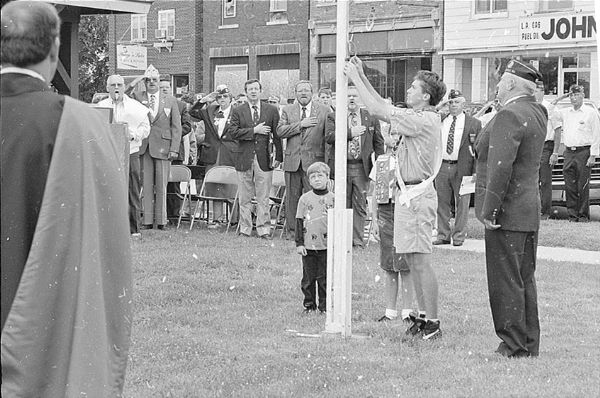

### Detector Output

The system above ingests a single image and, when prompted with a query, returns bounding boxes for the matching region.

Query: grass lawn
[124,224,599,397]
[463,207,600,252]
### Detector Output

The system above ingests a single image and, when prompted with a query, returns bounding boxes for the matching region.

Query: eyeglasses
[268,100,278,104]
[216,95,229,99]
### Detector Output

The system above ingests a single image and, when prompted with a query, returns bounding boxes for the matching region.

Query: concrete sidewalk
[435,239,599,265]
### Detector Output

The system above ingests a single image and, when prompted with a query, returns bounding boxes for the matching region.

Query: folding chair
[190,166,239,233]
[269,168,287,238]
[167,165,192,229]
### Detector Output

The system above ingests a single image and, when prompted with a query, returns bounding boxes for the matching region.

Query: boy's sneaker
[421,320,442,340]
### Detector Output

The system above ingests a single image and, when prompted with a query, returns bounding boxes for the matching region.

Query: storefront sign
[117,45,147,71]
[519,12,596,45]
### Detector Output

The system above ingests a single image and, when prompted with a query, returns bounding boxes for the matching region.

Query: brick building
[309,0,442,104]
[201,0,311,101]
[108,0,202,96]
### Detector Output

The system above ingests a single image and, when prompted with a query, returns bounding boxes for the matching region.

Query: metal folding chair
[167,165,192,229]
[190,166,239,233]
[269,168,287,238]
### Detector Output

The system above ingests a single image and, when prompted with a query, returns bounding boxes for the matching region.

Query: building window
[157,9,175,40]
[269,0,288,24]
[474,0,507,14]
[223,0,236,18]
[130,14,147,42]
[538,0,573,12]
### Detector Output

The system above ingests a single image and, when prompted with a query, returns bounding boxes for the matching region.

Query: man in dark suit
[434,89,481,246]
[1,2,131,394]
[475,59,547,358]
[159,78,192,222]
[229,79,283,238]
[325,86,385,247]
[131,67,182,229]
[277,81,329,239]
[189,84,239,223]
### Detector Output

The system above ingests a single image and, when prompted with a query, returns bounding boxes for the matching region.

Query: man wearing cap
[534,81,561,219]
[474,59,547,358]
[433,89,481,246]
[131,67,182,229]
[189,84,238,223]
[553,85,600,222]
[229,79,283,238]
[277,81,329,240]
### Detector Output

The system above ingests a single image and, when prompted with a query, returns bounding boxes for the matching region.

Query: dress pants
[284,166,311,237]
[563,147,591,221]
[346,163,369,247]
[141,151,170,226]
[538,141,554,217]
[435,162,469,244]
[237,156,272,236]
[129,152,142,234]
[301,249,327,311]
[485,228,540,357]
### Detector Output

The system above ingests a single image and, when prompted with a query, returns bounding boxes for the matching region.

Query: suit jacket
[474,95,547,231]
[325,108,385,178]
[229,102,283,172]
[443,113,482,178]
[132,91,182,160]
[189,101,237,167]
[176,99,192,162]
[277,101,328,172]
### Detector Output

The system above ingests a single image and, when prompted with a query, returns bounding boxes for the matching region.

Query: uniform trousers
[485,228,540,357]
[141,152,170,226]
[237,156,272,236]
[563,146,591,221]
[435,161,469,244]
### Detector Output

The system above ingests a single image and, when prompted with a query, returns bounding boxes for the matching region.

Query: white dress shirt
[148,91,160,118]
[0,66,46,82]
[98,94,151,154]
[557,105,600,156]
[441,112,465,161]
[300,101,313,117]
[215,105,232,137]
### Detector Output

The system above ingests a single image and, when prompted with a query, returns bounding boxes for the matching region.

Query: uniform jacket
[189,101,237,167]
[132,91,182,160]
[474,95,547,231]
[277,101,328,172]
[443,113,482,178]
[228,102,283,172]
[325,108,385,178]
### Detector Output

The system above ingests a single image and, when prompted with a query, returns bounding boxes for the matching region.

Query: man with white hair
[474,59,547,358]
[98,74,150,236]
[131,66,182,229]
[433,89,481,246]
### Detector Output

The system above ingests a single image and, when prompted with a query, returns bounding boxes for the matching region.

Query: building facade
[201,0,310,100]
[108,0,203,96]
[309,0,442,104]
[443,0,598,104]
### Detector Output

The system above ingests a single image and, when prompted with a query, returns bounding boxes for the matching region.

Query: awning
[19,0,153,14]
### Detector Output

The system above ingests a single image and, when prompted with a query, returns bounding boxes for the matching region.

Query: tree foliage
[78,15,109,103]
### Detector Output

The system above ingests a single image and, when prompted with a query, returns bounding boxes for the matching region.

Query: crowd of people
[2,1,600,395]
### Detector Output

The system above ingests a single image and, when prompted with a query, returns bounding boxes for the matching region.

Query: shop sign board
[519,12,596,45]
[117,45,147,71]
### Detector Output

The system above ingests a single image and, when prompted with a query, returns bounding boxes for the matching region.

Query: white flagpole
[325,0,353,338]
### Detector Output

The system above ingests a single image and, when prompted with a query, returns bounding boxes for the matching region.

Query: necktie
[348,112,361,159]
[214,110,224,124]
[301,107,307,120]
[149,94,156,111]
[252,105,259,125]
[446,115,456,155]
